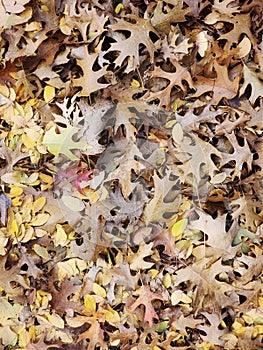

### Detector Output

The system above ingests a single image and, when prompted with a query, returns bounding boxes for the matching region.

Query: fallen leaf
[43,125,87,160]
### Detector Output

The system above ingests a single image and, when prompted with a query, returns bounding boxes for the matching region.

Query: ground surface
[0,0,263,349]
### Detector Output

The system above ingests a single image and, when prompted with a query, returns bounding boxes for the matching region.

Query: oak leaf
[109,16,158,72]
[49,275,82,315]
[239,64,263,104]
[77,318,105,349]
[192,60,240,104]
[43,125,87,160]
[174,252,236,314]
[143,171,182,225]
[130,285,163,327]
[146,59,193,107]
[151,1,190,34]
[0,255,29,296]
[71,46,109,97]
[197,312,227,346]
[3,0,30,14]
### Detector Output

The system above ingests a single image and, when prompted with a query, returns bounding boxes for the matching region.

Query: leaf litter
[0,0,263,349]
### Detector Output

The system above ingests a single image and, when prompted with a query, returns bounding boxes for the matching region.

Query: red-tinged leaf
[73,169,93,195]
[130,285,163,327]
[57,166,93,195]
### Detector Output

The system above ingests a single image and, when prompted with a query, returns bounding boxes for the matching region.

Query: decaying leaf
[129,285,163,327]
[0,1,262,349]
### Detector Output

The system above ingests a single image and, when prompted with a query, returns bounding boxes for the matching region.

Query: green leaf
[156,321,169,333]
[232,227,259,246]
[254,317,263,325]
[43,125,88,160]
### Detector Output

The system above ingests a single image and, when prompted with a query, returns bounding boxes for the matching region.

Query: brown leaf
[151,0,190,34]
[71,46,109,97]
[49,274,82,315]
[129,285,163,327]
[192,60,240,104]
[109,16,158,72]
[77,318,105,349]
[197,312,227,346]
[0,255,29,297]
[143,171,182,225]
[146,59,193,107]
[174,253,236,313]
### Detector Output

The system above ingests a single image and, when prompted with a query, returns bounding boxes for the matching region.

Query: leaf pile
[0,0,263,349]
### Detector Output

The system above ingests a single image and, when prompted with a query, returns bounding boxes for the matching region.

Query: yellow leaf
[41,4,49,11]
[102,307,120,323]
[236,36,251,58]
[252,329,259,339]
[20,226,34,243]
[163,273,171,288]
[57,258,85,280]
[0,235,8,255]
[0,84,10,97]
[12,197,22,206]
[44,85,55,103]
[46,312,65,329]
[180,293,192,304]
[254,317,263,325]
[220,320,227,329]
[231,320,246,336]
[84,295,96,314]
[255,325,263,334]
[39,172,54,190]
[35,290,52,308]
[28,325,36,339]
[9,186,23,197]
[165,119,177,128]
[66,316,86,328]
[35,228,47,237]
[22,132,36,149]
[11,219,19,236]
[60,17,71,35]
[76,258,87,272]
[172,219,188,237]
[61,195,85,212]
[93,283,106,298]
[25,21,42,32]
[30,213,50,226]
[149,269,159,278]
[32,197,46,214]
[231,320,243,331]
[115,3,124,14]
[196,343,215,350]
[172,122,184,143]
[18,327,30,348]
[111,339,120,347]
[33,244,50,260]
[185,242,193,259]
[53,224,67,247]
[130,78,140,87]
[14,102,24,116]
[242,314,253,325]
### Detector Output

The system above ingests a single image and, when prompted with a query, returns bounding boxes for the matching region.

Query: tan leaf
[71,46,109,97]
